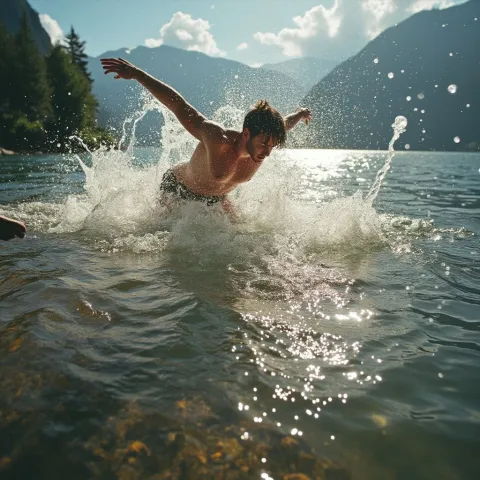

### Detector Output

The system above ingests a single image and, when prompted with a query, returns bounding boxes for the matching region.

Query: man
[0,215,26,241]
[101,58,312,216]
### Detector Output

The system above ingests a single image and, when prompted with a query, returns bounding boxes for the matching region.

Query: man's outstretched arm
[101,58,214,141]
[284,108,312,131]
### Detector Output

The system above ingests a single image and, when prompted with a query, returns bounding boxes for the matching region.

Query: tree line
[0,13,114,153]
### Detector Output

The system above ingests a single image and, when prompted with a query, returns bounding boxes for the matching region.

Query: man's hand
[284,107,313,131]
[297,107,312,126]
[100,58,141,80]
[0,216,26,241]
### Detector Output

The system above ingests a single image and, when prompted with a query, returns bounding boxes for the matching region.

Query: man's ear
[242,128,250,140]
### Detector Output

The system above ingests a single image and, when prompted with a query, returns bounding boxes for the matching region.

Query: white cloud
[254,0,341,57]
[145,11,226,56]
[407,0,455,14]
[236,42,248,51]
[145,37,163,48]
[39,13,65,46]
[362,0,397,22]
[362,0,397,38]
[253,0,465,60]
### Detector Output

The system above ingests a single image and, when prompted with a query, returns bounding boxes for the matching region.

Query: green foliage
[65,26,93,84]
[46,45,93,137]
[0,19,115,153]
[0,23,15,115]
[10,12,52,121]
[2,114,47,151]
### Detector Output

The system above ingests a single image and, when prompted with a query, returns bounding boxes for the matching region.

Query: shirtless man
[101,58,312,215]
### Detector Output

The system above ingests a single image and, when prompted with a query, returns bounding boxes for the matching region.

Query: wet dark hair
[243,100,286,147]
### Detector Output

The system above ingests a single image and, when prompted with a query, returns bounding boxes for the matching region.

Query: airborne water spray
[365,116,408,204]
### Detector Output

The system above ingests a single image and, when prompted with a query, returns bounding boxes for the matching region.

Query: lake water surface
[1,146,479,479]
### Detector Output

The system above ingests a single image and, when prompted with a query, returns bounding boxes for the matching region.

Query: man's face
[246,132,277,163]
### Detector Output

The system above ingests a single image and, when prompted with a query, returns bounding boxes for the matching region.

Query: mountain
[0,0,51,54]
[262,57,339,95]
[89,45,304,145]
[303,0,480,151]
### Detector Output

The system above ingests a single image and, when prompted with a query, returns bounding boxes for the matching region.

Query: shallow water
[1,146,480,479]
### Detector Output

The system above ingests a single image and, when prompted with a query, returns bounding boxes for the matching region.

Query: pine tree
[46,44,97,141]
[0,22,15,116]
[11,11,52,122]
[65,27,93,84]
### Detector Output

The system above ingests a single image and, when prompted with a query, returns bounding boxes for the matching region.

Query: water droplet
[388,72,394,79]
[421,109,425,113]
[448,84,457,94]
[418,93,425,100]
[394,116,408,130]
[234,74,239,79]
[56,143,61,147]
[449,52,453,57]
[406,96,411,101]
[454,136,460,143]
[466,104,470,108]
[405,144,411,150]
[401,69,405,73]
[438,373,444,379]
[374,58,379,64]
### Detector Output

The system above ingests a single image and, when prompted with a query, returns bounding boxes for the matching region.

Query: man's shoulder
[202,121,240,146]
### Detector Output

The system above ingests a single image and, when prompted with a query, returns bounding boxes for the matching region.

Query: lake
[1,145,479,479]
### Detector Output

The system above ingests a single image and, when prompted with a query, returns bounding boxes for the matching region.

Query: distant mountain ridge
[262,57,339,95]
[303,0,480,151]
[0,0,51,54]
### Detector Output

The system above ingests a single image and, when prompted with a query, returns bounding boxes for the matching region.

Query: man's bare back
[100,58,312,205]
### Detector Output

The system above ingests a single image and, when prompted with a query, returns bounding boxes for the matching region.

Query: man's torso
[172,131,259,196]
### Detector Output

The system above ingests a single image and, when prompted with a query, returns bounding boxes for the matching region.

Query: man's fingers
[101,62,120,68]
[101,58,129,65]
[100,59,123,68]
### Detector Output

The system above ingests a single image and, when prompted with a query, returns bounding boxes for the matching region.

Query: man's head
[243,100,286,163]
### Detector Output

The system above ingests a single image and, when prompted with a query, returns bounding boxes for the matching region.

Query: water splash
[365,116,408,204]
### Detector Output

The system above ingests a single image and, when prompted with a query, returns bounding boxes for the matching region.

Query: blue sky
[29,0,467,66]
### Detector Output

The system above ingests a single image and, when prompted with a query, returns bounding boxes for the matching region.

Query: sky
[29,0,468,66]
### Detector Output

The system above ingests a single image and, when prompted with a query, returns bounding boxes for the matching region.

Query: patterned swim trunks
[159,169,225,206]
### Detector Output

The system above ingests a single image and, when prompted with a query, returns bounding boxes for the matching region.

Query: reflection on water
[1,145,480,479]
